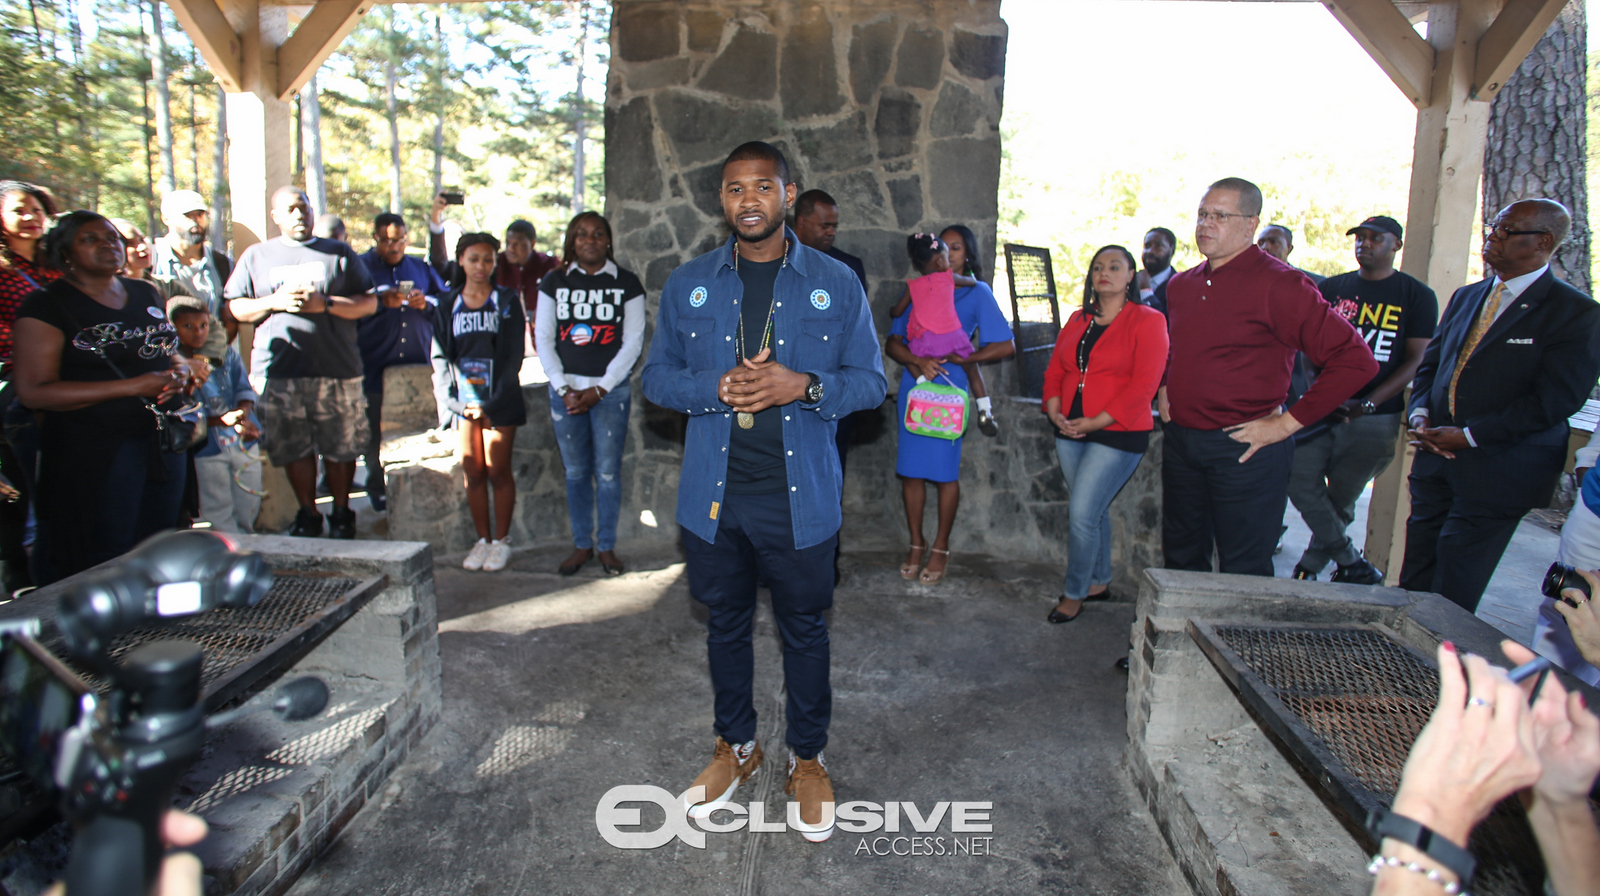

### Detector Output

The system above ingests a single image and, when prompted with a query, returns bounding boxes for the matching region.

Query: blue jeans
[1055,438,1145,600]
[548,386,630,551]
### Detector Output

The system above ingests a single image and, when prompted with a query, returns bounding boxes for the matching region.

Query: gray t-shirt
[224,236,374,381]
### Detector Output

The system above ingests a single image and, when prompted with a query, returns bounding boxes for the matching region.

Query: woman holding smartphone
[430,233,527,572]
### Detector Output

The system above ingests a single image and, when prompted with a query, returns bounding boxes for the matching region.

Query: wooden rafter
[277,0,371,99]
[165,0,242,92]
[1472,0,1570,99]
[1325,0,1436,107]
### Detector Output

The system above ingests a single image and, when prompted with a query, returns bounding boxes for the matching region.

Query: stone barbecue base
[1124,570,1588,896]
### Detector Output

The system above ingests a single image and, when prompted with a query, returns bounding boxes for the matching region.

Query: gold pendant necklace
[734,240,786,429]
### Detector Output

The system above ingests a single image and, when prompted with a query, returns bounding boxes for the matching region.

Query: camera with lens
[0,530,327,896]
[1542,561,1593,607]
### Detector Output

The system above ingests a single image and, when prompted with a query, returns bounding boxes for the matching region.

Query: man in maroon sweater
[1159,177,1377,576]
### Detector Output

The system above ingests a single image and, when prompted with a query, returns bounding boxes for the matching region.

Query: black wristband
[1365,808,1476,887]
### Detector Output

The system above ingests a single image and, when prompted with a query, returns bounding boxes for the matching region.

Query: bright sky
[998,0,1438,276]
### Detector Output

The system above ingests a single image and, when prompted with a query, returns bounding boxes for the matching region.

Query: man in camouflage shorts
[224,187,377,538]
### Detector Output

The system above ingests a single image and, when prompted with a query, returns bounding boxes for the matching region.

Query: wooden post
[1360,0,1516,581]
[164,0,369,533]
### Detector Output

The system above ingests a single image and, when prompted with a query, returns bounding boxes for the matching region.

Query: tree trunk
[571,2,587,214]
[189,48,200,191]
[431,13,444,198]
[212,84,228,251]
[1483,0,1589,293]
[385,11,402,215]
[148,0,175,196]
[303,74,328,215]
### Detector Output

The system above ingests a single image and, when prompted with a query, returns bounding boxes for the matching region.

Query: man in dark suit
[1138,227,1180,314]
[1401,198,1600,611]
[793,190,867,290]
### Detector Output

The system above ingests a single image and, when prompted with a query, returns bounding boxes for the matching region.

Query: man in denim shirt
[643,142,885,844]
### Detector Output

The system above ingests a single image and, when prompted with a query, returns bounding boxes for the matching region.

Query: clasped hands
[562,385,606,415]
[269,284,328,315]
[1408,415,1469,459]
[718,347,809,413]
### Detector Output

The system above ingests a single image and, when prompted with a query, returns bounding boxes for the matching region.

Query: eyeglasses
[1196,211,1255,224]
[1483,226,1548,242]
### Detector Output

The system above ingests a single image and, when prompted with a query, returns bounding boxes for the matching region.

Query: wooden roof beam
[1473,0,1570,100]
[276,0,371,100]
[165,0,242,92]
[1325,0,1436,107]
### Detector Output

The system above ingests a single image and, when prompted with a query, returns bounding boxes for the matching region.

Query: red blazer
[1041,302,1168,432]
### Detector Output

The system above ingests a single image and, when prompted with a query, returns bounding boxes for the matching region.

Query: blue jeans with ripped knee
[548,385,631,551]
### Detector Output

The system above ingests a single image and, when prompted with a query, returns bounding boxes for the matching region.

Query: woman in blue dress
[885,225,1015,584]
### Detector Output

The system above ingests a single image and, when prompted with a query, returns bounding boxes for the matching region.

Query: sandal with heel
[899,543,927,580]
[920,548,950,584]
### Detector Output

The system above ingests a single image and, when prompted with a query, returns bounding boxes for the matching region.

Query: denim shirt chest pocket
[677,312,724,370]
[798,315,844,368]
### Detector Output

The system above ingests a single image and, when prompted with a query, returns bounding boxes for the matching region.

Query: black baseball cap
[1347,215,1403,239]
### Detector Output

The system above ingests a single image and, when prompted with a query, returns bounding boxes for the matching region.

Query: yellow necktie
[1447,281,1506,418]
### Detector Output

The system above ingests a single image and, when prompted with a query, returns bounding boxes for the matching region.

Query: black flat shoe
[558,549,593,576]
[1114,656,1130,672]
[1083,589,1114,602]
[600,558,625,576]
[1047,607,1081,624]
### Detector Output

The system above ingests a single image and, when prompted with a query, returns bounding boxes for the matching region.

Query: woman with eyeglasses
[1040,246,1167,623]
[12,212,193,585]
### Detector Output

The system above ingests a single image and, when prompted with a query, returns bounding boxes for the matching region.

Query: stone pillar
[605,0,1007,321]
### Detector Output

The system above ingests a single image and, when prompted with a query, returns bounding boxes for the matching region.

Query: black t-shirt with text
[725,258,787,495]
[17,277,179,435]
[1317,269,1438,415]
[539,265,646,377]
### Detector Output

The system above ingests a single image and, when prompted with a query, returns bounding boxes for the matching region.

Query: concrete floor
[283,546,1190,896]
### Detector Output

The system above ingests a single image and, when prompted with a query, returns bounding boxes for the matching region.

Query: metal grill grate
[1214,626,1435,797]
[85,573,361,699]
[1193,622,1553,896]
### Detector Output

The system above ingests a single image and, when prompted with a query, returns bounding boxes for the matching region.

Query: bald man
[1401,198,1600,610]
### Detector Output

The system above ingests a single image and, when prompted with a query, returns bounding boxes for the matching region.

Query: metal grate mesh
[1210,624,1549,896]
[1215,626,1434,796]
[77,573,359,695]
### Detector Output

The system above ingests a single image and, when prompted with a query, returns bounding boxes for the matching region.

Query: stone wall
[606,0,1007,319]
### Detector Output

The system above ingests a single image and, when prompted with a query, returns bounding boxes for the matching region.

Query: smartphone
[0,634,89,787]
[398,280,414,295]
[440,191,464,206]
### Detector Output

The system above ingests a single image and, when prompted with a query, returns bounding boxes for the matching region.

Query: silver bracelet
[1367,853,1465,895]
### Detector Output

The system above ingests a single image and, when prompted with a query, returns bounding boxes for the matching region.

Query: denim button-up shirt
[643,230,887,549]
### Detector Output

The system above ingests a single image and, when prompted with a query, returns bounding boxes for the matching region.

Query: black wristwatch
[1365,808,1476,886]
[804,373,824,404]
[1359,399,1377,416]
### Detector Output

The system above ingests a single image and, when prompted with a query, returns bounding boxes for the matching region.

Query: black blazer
[1148,267,1179,316]
[1408,269,1600,507]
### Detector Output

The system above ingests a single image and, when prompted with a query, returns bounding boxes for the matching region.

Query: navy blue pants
[682,491,836,757]
[1162,421,1293,577]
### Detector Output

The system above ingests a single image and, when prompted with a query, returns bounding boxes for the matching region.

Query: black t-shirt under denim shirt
[1316,270,1438,416]
[725,257,787,495]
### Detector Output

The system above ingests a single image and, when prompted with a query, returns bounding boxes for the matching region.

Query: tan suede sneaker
[686,737,762,819]
[784,753,835,842]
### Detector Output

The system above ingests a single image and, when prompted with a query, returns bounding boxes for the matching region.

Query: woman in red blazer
[1041,245,1169,623]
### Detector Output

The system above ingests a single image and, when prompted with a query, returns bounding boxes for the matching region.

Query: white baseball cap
[161,190,208,218]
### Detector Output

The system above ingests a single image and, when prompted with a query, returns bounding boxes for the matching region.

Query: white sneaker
[482,539,512,572]
[462,538,491,571]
